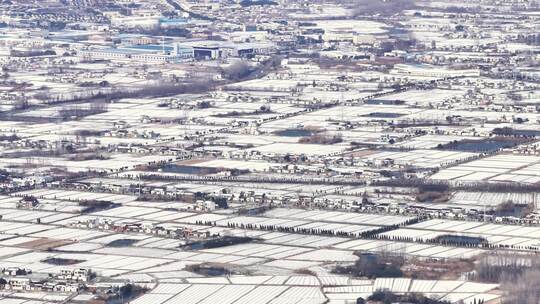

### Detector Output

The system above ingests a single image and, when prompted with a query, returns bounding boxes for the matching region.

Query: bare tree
[223,61,253,81]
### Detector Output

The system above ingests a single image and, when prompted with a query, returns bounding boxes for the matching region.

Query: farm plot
[396,135,476,150]
[129,276,499,304]
[405,219,540,251]
[264,208,414,226]
[449,191,540,207]
[12,189,137,204]
[331,238,484,259]
[216,215,384,237]
[365,150,478,169]
[431,154,540,183]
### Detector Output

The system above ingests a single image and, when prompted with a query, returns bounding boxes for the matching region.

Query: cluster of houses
[38,175,540,231]
[2,267,31,276]
[0,268,90,293]
[68,217,218,240]
[358,200,540,228]
[16,195,40,209]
